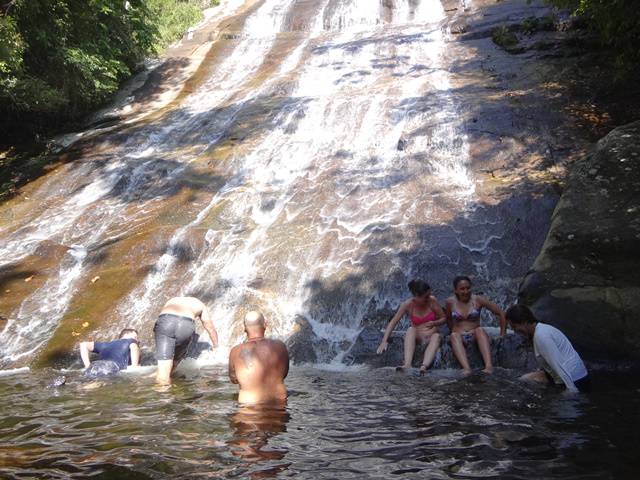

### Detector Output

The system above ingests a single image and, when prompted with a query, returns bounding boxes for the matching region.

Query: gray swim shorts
[153,313,196,361]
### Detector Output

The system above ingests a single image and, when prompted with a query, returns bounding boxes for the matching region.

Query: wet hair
[408,279,431,297]
[505,305,537,325]
[453,275,472,289]
[119,328,138,338]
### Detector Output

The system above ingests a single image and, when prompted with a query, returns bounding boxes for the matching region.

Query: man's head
[119,328,138,340]
[505,305,537,337]
[244,311,266,337]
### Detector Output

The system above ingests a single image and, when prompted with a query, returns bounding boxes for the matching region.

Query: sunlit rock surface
[519,120,640,361]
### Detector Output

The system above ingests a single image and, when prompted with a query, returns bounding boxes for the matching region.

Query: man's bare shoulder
[260,339,288,357]
[260,338,287,349]
[229,343,244,357]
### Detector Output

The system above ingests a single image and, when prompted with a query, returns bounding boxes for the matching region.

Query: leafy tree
[546,0,640,67]
[0,0,211,141]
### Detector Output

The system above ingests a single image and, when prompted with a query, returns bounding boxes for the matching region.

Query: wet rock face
[286,316,336,365]
[519,121,640,361]
[343,326,537,370]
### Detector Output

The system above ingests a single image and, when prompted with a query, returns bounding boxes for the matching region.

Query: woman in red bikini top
[377,279,446,374]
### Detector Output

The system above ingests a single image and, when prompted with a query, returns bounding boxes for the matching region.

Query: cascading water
[0,0,543,368]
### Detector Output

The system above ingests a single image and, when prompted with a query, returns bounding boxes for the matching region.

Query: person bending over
[506,304,590,393]
[79,328,140,378]
[445,275,506,375]
[229,311,289,404]
[376,279,445,374]
[154,296,219,385]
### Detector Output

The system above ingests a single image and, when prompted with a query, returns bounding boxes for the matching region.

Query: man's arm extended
[200,305,219,347]
[129,342,140,367]
[79,341,94,368]
[228,347,239,384]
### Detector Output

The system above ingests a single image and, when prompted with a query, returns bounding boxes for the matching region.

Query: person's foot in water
[419,365,429,376]
[395,365,411,372]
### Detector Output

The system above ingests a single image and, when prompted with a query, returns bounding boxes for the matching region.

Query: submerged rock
[519,120,640,361]
[47,375,66,388]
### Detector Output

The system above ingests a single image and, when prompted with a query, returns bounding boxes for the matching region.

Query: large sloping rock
[519,121,640,361]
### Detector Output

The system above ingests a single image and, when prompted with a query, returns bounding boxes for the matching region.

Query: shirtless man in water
[154,296,219,385]
[228,311,289,404]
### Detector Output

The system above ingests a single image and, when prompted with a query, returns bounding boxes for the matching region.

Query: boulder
[286,315,333,365]
[519,121,640,361]
[342,326,404,368]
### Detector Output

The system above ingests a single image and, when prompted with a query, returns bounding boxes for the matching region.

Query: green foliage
[521,15,555,35]
[492,25,520,49]
[149,0,204,52]
[545,0,640,67]
[0,0,214,141]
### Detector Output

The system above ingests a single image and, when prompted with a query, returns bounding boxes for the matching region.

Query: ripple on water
[0,367,638,478]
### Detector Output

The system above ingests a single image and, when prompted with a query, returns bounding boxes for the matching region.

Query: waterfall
[0,0,495,366]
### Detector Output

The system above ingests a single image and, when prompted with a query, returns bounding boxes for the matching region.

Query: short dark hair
[453,275,472,289]
[408,279,430,296]
[119,328,138,338]
[505,305,537,325]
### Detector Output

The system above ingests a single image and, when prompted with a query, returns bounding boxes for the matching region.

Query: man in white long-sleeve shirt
[506,304,590,393]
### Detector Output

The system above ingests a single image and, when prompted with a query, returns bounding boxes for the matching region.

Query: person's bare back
[229,312,289,404]
[160,296,205,319]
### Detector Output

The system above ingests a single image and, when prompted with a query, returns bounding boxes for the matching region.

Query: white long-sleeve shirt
[533,323,588,392]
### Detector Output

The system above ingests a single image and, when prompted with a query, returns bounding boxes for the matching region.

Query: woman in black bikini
[376,279,446,374]
[445,276,506,375]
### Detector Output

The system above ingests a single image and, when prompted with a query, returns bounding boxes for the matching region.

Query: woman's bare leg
[420,333,441,373]
[398,327,417,370]
[450,331,472,374]
[475,327,493,374]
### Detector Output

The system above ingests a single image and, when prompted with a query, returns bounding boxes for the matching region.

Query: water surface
[1,366,637,479]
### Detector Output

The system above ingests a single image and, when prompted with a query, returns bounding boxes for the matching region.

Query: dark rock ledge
[519,120,640,362]
[341,326,537,371]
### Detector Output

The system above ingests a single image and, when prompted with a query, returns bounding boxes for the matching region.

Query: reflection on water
[0,366,638,479]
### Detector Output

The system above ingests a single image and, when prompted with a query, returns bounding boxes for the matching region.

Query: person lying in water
[154,296,219,385]
[79,328,140,378]
[506,304,590,393]
[376,279,445,374]
[445,275,506,375]
[229,311,289,404]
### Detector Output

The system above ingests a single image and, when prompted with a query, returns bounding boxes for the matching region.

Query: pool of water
[0,365,638,479]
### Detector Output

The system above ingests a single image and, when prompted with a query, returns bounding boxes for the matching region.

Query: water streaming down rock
[116,0,479,364]
[0,0,554,368]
